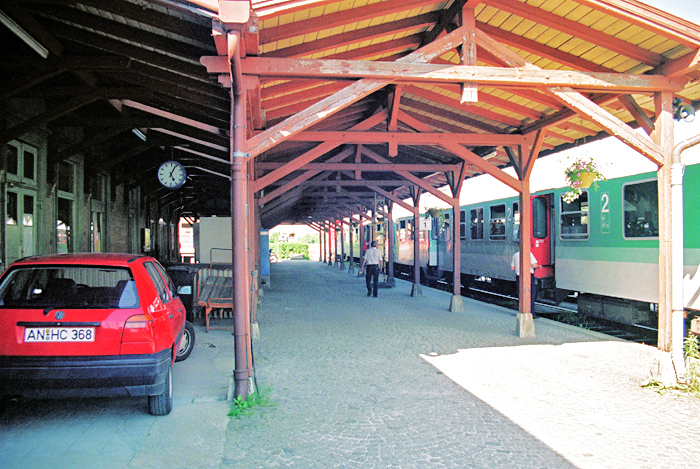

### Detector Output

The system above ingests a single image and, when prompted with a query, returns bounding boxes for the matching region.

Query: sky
[647,0,700,25]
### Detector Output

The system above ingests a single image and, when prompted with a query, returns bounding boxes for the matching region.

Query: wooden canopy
[1,0,699,223]
[200,0,700,229]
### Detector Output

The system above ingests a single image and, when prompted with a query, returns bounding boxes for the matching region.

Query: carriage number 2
[600,193,611,234]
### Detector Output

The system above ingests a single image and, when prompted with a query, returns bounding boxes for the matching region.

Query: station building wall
[1,104,181,270]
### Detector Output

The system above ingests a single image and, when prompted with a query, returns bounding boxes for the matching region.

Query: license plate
[24,327,95,342]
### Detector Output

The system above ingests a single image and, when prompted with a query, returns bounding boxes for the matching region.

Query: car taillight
[122,314,155,343]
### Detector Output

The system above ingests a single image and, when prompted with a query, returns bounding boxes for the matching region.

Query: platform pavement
[2,259,700,468]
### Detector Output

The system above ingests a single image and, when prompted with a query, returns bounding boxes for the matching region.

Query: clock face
[157,161,186,189]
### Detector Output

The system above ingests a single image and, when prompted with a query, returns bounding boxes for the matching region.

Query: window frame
[4,142,37,186]
[489,204,507,241]
[622,178,659,240]
[559,190,590,241]
[144,261,171,304]
[469,207,484,241]
[532,196,548,240]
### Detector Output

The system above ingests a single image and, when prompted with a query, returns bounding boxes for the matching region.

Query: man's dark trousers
[365,264,379,297]
[515,273,537,313]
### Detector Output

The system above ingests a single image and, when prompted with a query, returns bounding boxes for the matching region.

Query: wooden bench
[196,268,233,332]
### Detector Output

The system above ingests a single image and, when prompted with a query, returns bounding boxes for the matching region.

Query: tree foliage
[270,242,309,259]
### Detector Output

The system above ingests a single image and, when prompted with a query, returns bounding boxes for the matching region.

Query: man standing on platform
[360,240,382,297]
[511,249,540,314]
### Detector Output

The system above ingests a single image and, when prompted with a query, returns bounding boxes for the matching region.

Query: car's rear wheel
[175,321,195,362]
[148,363,173,416]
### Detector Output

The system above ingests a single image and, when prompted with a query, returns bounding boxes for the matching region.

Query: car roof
[9,253,149,267]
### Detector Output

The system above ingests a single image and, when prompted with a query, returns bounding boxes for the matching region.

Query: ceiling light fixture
[132,128,147,141]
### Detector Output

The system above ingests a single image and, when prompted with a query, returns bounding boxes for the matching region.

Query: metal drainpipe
[229,30,252,400]
[0,170,5,271]
[671,132,700,382]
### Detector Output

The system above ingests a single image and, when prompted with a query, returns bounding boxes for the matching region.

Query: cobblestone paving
[223,260,700,468]
[3,259,700,468]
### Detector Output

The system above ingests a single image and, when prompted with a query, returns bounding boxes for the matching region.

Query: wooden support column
[228,30,252,401]
[335,219,340,266]
[339,218,346,271]
[386,200,395,287]
[516,178,536,338]
[327,220,333,266]
[348,218,355,274]
[329,222,333,263]
[411,187,422,297]
[448,164,467,313]
[334,218,339,266]
[511,134,542,337]
[320,227,325,263]
[653,92,674,354]
[359,218,366,262]
[450,197,462,311]
[323,221,329,264]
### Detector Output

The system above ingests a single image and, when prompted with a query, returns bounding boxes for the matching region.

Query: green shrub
[270,242,309,259]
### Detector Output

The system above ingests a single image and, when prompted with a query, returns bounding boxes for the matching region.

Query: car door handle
[169,314,174,318]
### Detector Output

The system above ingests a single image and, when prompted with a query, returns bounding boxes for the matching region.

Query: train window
[440,212,451,241]
[623,180,658,238]
[560,191,589,240]
[512,202,519,240]
[461,210,467,239]
[470,208,483,240]
[399,220,406,241]
[489,204,506,240]
[532,197,548,239]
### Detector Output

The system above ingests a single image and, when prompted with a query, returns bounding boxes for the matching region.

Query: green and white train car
[393,163,700,328]
[553,163,700,325]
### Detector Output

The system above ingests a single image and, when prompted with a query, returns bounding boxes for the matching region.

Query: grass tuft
[228,387,275,419]
[642,335,700,398]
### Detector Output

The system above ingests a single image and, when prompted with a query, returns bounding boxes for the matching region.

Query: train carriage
[392,163,700,328]
[393,217,432,279]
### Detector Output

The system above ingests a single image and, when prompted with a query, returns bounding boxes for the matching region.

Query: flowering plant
[425,207,441,218]
[563,157,605,203]
[424,207,448,233]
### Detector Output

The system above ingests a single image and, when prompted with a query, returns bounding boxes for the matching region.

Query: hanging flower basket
[577,171,596,189]
[426,207,441,218]
[563,157,605,203]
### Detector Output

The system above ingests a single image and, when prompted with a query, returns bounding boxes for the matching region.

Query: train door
[531,194,554,280]
[428,216,438,267]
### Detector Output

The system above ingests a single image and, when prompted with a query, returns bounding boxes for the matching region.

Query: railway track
[394,270,658,346]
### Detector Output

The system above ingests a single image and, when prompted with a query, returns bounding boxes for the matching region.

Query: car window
[0,265,138,309]
[153,262,178,299]
[144,262,170,303]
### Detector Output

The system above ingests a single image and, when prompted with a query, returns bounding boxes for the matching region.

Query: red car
[0,253,195,415]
